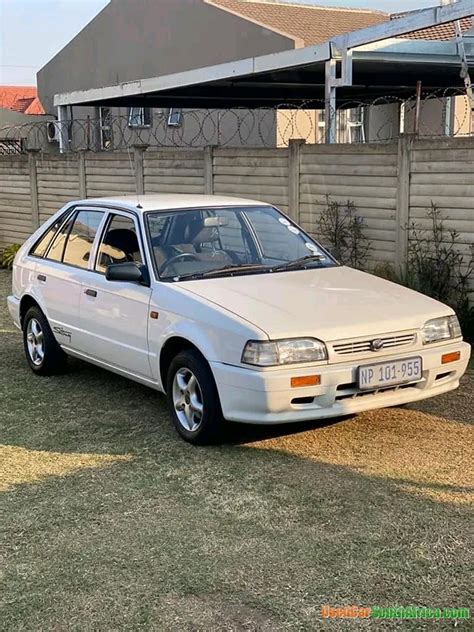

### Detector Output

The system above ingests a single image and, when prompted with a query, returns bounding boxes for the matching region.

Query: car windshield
[146,205,337,281]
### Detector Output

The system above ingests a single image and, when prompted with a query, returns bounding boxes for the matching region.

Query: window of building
[99,107,113,150]
[316,107,365,144]
[128,107,152,128]
[167,108,183,127]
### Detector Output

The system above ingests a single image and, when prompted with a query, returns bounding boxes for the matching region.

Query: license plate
[358,357,422,390]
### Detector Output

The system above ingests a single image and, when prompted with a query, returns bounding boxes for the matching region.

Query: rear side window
[62,211,105,269]
[30,211,72,258]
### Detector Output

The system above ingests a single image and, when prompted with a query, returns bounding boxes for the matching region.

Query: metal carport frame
[54,0,474,149]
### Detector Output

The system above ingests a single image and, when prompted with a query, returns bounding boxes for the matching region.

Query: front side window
[147,205,335,281]
[60,210,104,269]
[95,214,143,273]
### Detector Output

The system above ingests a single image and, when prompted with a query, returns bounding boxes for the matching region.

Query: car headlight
[242,338,328,366]
[421,315,462,344]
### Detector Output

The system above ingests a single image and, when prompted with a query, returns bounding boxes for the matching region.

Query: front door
[78,211,153,380]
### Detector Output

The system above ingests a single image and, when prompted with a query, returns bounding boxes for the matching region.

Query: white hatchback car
[8,194,471,444]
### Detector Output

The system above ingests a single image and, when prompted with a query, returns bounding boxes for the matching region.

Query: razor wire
[0,87,472,154]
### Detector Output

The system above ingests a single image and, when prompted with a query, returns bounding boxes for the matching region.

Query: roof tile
[400,17,473,42]
[208,0,387,45]
[0,86,45,115]
[209,1,473,45]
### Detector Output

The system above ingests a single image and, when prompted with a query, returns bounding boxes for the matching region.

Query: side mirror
[106,262,150,286]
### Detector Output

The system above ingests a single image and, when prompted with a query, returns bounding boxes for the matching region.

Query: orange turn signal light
[291,375,321,388]
[441,351,461,365]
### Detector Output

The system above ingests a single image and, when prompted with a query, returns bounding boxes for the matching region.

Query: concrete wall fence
[1,137,473,279]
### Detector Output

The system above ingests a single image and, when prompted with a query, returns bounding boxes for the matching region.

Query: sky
[0,0,442,85]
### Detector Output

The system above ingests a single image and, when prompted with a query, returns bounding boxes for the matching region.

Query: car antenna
[127,147,143,208]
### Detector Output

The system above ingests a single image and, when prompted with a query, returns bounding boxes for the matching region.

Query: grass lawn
[1,268,473,630]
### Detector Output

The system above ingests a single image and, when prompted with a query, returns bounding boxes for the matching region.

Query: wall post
[288,138,305,223]
[204,146,214,195]
[325,59,338,144]
[27,149,40,231]
[133,144,148,196]
[395,135,413,271]
[78,151,87,199]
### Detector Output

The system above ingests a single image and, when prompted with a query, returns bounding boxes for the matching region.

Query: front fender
[148,283,267,387]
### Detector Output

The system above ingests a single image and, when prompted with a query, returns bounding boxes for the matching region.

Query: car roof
[77,194,268,213]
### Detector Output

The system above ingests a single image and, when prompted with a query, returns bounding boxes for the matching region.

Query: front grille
[333,333,416,356]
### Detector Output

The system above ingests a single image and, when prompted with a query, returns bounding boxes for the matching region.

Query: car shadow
[40,355,358,446]
[222,414,355,445]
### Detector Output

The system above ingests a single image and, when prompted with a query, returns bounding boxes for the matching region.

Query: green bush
[0,243,21,270]
[317,196,372,269]
[373,204,473,341]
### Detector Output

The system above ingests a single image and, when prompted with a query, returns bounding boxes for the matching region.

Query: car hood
[179,266,451,341]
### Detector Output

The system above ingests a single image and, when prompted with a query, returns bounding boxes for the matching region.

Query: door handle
[37,274,46,282]
[84,289,98,298]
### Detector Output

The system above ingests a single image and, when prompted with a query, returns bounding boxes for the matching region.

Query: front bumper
[7,295,21,330]
[211,341,471,424]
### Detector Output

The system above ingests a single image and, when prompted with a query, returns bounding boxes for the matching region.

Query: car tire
[166,349,224,445]
[23,306,68,376]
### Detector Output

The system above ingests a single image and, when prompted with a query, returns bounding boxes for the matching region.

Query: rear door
[78,210,153,380]
[34,208,106,350]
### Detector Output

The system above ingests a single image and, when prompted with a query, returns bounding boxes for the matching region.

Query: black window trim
[27,201,153,277]
[71,203,150,279]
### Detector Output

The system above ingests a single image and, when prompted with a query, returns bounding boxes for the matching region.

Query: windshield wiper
[164,256,327,282]
[270,254,326,273]
[169,263,271,282]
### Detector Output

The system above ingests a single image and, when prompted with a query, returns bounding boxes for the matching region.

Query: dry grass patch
[1,444,133,491]
[244,408,474,505]
[1,269,473,630]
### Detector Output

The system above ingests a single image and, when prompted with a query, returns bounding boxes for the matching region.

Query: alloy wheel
[26,318,45,366]
[172,367,204,432]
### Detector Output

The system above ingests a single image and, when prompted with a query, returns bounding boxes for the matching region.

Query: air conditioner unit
[46,121,61,143]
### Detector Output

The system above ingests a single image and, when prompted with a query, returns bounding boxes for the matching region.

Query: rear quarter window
[29,211,73,258]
